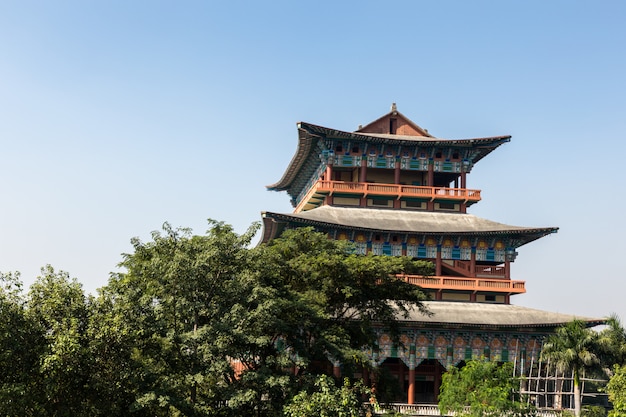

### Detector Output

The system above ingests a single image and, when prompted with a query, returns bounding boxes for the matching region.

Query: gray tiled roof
[403,301,605,328]
[264,206,557,236]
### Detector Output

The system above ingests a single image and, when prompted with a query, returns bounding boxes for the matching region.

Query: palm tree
[540,319,601,417]
[597,314,626,372]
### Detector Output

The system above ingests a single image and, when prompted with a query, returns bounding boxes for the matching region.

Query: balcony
[295,180,481,212]
[397,274,526,295]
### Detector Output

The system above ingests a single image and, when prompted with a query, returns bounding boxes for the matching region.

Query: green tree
[606,364,626,417]
[84,285,147,416]
[108,220,260,416]
[598,315,626,371]
[251,227,431,371]
[438,359,534,417]
[0,272,45,416]
[103,222,431,417]
[284,375,369,417]
[26,265,92,416]
[541,319,602,417]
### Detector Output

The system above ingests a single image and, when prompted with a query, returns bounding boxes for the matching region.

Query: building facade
[261,105,603,404]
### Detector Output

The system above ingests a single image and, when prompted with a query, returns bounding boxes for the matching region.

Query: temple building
[260,105,603,405]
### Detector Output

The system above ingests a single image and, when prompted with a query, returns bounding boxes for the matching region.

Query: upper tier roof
[267,113,511,192]
[357,103,434,137]
[261,205,558,246]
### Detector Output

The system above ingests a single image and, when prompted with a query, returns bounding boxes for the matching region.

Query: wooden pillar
[325,163,333,181]
[427,161,434,186]
[460,171,467,189]
[436,245,442,276]
[333,364,341,378]
[470,248,476,277]
[505,258,511,280]
[360,158,367,183]
[408,367,416,404]
[394,159,401,184]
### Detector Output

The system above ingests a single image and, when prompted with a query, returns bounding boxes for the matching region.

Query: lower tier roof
[402,301,604,329]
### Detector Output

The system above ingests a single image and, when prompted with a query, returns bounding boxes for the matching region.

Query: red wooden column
[407,346,416,405]
[427,161,435,211]
[407,367,416,404]
[394,159,401,184]
[460,166,468,213]
[333,362,341,378]
[427,160,434,186]
[470,247,476,278]
[436,245,442,276]
[325,163,333,181]
[359,158,367,183]
[504,249,516,280]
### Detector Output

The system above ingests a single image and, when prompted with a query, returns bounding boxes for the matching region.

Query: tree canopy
[0,221,432,416]
[438,359,534,417]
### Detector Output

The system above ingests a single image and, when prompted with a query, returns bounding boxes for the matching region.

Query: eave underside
[260,206,558,247]
[267,122,511,193]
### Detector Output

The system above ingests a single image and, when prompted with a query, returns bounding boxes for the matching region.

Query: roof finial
[391,102,397,113]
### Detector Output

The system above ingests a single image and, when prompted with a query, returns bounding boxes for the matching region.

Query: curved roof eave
[266,121,511,192]
[262,207,558,246]
[266,128,319,191]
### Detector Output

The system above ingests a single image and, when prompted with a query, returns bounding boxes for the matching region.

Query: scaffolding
[517,354,608,410]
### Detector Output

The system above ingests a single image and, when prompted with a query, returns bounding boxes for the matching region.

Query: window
[438,202,456,210]
[372,199,389,206]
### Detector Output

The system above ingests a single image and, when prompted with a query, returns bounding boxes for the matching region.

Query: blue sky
[1,1,624,321]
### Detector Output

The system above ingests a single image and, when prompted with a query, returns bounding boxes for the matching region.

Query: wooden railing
[475,265,506,277]
[442,260,508,279]
[398,274,526,294]
[371,403,563,416]
[295,180,481,212]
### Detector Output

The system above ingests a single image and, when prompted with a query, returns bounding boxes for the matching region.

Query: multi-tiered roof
[262,105,558,305]
[260,106,604,405]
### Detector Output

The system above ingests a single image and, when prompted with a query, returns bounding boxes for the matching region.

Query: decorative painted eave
[398,301,606,329]
[266,121,511,192]
[260,206,558,246]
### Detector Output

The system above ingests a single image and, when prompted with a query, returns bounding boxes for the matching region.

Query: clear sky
[1,1,624,322]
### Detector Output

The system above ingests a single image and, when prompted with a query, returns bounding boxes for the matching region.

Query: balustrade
[398,274,525,294]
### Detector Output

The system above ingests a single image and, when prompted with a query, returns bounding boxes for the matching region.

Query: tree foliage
[284,375,369,417]
[0,221,427,416]
[0,272,44,416]
[438,359,534,417]
[607,365,626,417]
